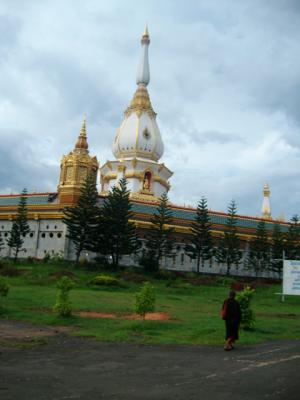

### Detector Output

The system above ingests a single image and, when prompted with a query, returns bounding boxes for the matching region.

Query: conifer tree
[215,200,242,275]
[185,197,213,273]
[142,192,174,271]
[0,233,3,254]
[270,222,284,278]
[63,175,99,263]
[246,220,271,277]
[93,178,139,268]
[7,189,30,261]
[285,215,300,260]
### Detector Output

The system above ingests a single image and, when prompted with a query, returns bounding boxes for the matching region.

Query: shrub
[0,267,22,276]
[236,286,255,330]
[0,276,9,310]
[49,270,75,279]
[53,276,74,317]
[153,269,176,280]
[122,271,147,283]
[26,256,39,264]
[89,275,123,287]
[135,282,156,320]
[0,259,7,269]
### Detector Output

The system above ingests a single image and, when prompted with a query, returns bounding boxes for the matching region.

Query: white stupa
[100,27,173,201]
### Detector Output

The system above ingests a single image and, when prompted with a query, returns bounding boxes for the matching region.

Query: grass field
[1,261,300,345]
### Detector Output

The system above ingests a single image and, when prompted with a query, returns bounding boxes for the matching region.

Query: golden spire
[75,115,88,150]
[143,24,149,37]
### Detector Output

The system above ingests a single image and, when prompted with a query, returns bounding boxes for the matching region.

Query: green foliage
[89,275,123,287]
[141,193,174,271]
[246,220,271,277]
[270,223,284,278]
[91,178,139,268]
[0,276,9,310]
[7,189,30,262]
[0,232,4,254]
[53,276,74,317]
[185,197,213,273]
[215,200,242,275]
[135,282,156,319]
[63,174,100,263]
[285,215,300,260]
[0,276,9,297]
[43,251,65,264]
[236,286,255,330]
[2,262,300,344]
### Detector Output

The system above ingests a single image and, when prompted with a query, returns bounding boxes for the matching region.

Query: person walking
[221,290,241,351]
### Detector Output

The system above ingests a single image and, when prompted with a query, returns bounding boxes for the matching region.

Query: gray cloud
[0,0,300,220]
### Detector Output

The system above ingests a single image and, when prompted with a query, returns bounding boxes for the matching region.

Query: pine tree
[215,200,242,275]
[246,220,271,277]
[93,178,139,268]
[285,215,300,260]
[0,232,4,254]
[63,175,99,263]
[7,188,30,261]
[185,197,213,273]
[270,222,284,278]
[142,192,174,271]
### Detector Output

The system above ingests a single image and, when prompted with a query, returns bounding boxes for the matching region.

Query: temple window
[142,171,152,191]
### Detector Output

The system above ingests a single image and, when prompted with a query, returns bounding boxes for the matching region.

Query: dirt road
[0,320,299,399]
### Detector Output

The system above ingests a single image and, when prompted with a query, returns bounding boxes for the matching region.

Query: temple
[0,29,290,275]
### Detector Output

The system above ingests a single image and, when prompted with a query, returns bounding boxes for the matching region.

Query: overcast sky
[0,0,300,220]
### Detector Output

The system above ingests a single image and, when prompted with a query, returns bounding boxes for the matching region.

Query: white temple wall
[0,218,66,259]
[0,216,279,278]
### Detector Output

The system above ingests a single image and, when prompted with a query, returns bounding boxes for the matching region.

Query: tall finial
[75,114,88,150]
[136,26,150,87]
[80,113,87,137]
[262,182,271,219]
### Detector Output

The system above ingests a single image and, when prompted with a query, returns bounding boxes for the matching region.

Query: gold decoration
[58,119,99,204]
[117,165,126,173]
[124,86,156,118]
[131,158,138,168]
[103,173,117,182]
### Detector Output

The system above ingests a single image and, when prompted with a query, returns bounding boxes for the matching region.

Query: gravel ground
[0,320,300,400]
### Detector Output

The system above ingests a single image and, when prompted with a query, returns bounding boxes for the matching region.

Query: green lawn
[1,261,300,345]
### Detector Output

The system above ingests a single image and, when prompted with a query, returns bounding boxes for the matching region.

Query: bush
[49,270,75,279]
[236,286,255,330]
[0,267,22,276]
[153,269,176,280]
[89,275,123,287]
[0,276,9,310]
[0,259,8,269]
[122,271,147,283]
[135,282,156,320]
[53,276,74,317]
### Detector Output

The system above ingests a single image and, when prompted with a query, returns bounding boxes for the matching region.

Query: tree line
[2,177,300,277]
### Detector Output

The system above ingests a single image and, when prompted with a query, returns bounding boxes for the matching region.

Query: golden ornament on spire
[125,85,156,118]
[75,115,88,150]
[143,24,149,37]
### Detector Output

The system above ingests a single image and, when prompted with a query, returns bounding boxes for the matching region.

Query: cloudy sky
[0,0,300,220]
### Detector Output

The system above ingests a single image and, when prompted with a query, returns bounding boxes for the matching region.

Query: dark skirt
[225,319,239,340]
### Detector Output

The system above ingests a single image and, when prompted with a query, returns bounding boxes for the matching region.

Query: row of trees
[64,176,300,276]
[2,177,300,277]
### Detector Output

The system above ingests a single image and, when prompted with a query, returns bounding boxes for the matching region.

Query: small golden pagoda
[58,117,99,204]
